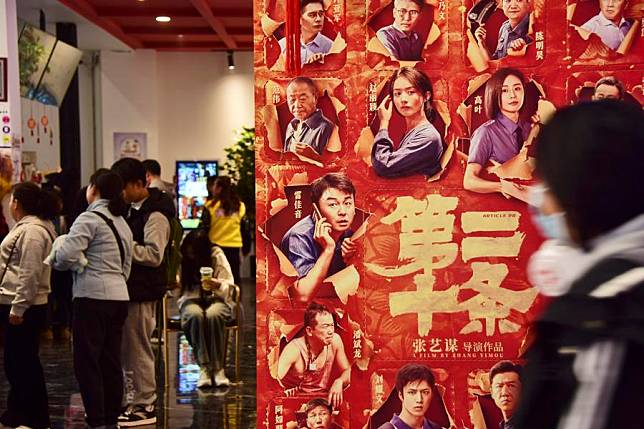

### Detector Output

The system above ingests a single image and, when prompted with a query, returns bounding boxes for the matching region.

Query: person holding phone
[280,173,357,304]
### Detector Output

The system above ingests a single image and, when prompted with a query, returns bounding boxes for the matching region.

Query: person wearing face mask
[513,100,644,429]
[464,68,539,197]
[372,67,443,178]
[283,77,340,157]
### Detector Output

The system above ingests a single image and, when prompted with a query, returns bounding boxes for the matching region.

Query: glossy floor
[0,285,257,429]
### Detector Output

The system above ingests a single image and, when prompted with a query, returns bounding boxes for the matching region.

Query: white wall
[100,49,159,168]
[99,50,254,181]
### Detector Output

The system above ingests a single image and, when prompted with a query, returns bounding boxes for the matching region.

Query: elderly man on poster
[278,302,351,408]
[283,77,340,158]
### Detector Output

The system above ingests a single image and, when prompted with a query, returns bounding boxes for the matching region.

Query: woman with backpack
[178,229,235,389]
[0,182,59,429]
[50,169,133,429]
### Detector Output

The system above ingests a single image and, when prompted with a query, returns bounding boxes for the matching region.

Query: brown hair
[389,67,435,121]
[484,68,527,120]
[310,173,355,205]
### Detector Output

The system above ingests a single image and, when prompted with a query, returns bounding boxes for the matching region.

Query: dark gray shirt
[376,24,423,60]
[372,122,443,177]
[284,109,335,155]
[492,14,532,59]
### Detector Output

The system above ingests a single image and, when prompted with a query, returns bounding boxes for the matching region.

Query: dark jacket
[514,257,644,429]
[126,188,175,302]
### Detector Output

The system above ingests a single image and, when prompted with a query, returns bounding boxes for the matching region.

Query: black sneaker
[117,404,156,427]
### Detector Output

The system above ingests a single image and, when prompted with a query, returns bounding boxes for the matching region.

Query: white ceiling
[16,0,130,51]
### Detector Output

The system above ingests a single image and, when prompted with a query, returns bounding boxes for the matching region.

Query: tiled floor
[0,282,256,429]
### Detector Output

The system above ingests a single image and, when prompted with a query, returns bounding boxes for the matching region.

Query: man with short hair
[111,158,175,427]
[376,0,425,61]
[378,363,441,429]
[284,77,339,157]
[581,0,631,50]
[280,0,333,66]
[475,0,533,60]
[142,159,171,193]
[489,361,522,429]
[277,302,351,408]
[280,173,357,303]
[592,76,624,100]
[302,398,336,429]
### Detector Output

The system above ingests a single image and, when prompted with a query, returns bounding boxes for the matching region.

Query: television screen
[176,160,218,229]
[18,22,82,106]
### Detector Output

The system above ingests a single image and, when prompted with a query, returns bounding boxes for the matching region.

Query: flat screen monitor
[176,160,218,229]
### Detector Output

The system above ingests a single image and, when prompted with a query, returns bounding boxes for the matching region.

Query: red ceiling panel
[57,0,253,51]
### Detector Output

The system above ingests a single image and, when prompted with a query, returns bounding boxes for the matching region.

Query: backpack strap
[91,211,125,267]
[541,258,644,346]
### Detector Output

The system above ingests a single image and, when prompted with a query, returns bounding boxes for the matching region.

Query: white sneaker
[214,368,230,387]
[197,366,212,388]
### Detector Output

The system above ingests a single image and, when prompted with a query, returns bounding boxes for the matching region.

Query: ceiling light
[178,34,184,38]
[155,16,171,23]
[227,50,235,70]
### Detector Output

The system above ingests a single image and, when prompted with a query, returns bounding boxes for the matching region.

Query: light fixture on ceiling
[155,16,171,23]
[227,50,235,70]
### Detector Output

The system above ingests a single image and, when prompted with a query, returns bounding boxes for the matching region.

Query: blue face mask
[529,184,571,241]
[532,211,570,241]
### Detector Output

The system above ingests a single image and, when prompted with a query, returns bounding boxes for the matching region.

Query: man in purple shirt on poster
[376,0,425,61]
[581,0,632,50]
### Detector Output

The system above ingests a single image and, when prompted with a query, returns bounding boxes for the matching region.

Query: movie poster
[255,0,643,426]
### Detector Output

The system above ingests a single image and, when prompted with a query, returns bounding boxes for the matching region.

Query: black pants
[73,298,128,428]
[0,304,50,429]
[221,246,241,287]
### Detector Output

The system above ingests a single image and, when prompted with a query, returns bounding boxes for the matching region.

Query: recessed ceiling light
[155,16,171,23]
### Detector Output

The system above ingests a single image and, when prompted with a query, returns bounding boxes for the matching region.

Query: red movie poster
[255,0,643,426]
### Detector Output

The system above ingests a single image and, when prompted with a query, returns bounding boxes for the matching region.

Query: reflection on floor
[0,281,257,429]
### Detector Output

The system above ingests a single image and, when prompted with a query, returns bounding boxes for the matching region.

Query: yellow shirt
[206,200,246,248]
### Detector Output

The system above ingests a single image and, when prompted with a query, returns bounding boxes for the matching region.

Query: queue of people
[0,158,247,429]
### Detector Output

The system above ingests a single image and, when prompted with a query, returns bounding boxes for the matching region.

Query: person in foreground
[378,363,442,429]
[51,170,133,429]
[514,100,644,429]
[0,183,58,429]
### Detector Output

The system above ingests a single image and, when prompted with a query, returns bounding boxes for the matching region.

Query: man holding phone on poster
[280,173,357,303]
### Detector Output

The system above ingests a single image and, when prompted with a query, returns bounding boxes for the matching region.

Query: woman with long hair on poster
[201,176,246,286]
[0,182,58,429]
[463,67,537,195]
[371,66,443,178]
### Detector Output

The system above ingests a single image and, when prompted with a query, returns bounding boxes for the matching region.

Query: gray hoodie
[0,215,56,317]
